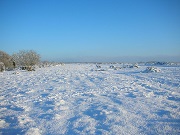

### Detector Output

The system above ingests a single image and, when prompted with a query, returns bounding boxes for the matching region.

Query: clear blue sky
[0,0,180,62]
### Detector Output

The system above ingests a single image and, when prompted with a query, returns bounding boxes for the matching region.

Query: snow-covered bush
[0,62,5,72]
[109,65,121,70]
[144,67,161,73]
[122,63,139,69]
[114,67,121,70]
[12,50,40,67]
[110,65,115,68]
[12,50,40,71]
[96,65,101,68]
[0,50,14,70]
[133,63,139,68]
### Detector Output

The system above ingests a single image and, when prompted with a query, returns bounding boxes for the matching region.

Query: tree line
[0,50,40,71]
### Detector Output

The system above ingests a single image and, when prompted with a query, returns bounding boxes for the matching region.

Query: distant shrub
[96,65,101,68]
[145,61,170,66]
[144,67,161,73]
[110,65,115,69]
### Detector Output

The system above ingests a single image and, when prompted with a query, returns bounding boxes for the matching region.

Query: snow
[143,67,161,73]
[0,63,180,134]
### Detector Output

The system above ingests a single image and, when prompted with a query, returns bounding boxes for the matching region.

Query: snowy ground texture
[0,63,180,135]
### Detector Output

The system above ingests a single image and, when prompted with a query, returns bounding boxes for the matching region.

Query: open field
[0,63,180,135]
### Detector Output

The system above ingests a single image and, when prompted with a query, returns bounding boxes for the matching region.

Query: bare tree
[0,50,14,69]
[12,50,40,67]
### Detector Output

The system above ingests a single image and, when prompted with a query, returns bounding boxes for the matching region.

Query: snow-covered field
[0,63,180,135]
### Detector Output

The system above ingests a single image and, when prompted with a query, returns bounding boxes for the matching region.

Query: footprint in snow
[0,116,26,134]
[126,92,136,98]
[0,105,24,112]
[41,93,49,98]
[156,110,170,117]
[38,113,54,120]
[84,105,107,121]
[34,100,54,111]
[167,96,180,102]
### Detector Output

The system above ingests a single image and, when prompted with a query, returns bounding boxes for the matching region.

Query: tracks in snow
[0,64,180,134]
